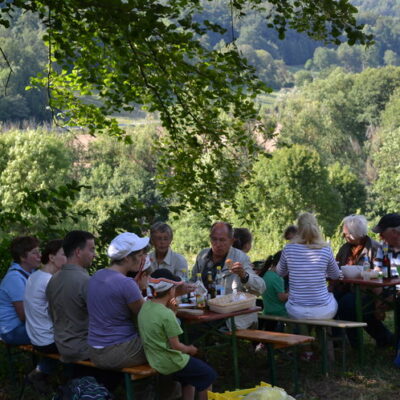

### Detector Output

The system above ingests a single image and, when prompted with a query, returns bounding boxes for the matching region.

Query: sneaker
[255,343,266,353]
[300,351,318,362]
[27,369,52,394]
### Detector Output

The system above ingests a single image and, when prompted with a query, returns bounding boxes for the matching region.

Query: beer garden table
[177,306,261,389]
[333,277,400,363]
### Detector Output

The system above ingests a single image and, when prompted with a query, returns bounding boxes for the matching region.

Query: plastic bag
[243,386,295,400]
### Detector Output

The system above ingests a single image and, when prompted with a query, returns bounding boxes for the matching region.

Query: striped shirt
[277,243,341,307]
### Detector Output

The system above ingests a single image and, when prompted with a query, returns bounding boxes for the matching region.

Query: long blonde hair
[291,212,328,249]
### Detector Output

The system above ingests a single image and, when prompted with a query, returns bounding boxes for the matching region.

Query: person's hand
[167,298,178,313]
[186,345,198,356]
[230,262,246,279]
[176,282,195,297]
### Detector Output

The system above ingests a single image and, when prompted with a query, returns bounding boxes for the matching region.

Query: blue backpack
[53,376,113,400]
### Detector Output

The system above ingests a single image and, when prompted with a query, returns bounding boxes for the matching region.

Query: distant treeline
[1,66,400,273]
[1,1,400,122]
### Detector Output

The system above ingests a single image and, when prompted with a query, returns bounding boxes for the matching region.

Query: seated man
[46,230,96,363]
[192,222,265,329]
[0,236,41,344]
[149,222,188,277]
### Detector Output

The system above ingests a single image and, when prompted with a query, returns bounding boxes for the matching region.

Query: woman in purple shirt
[87,232,150,369]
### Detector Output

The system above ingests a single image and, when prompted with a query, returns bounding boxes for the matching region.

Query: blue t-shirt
[87,268,143,347]
[0,263,32,334]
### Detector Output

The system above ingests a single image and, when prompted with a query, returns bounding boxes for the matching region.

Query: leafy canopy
[0,0,373,215]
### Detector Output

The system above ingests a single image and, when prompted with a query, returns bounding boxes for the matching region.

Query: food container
[207,292,256,314]
[341,265,363,279]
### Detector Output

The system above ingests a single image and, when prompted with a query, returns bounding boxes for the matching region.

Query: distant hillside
[353,0,400,17]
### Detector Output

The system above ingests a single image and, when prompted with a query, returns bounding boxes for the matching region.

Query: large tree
[0,0,372,214]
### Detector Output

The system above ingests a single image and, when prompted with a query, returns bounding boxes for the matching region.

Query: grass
[1,323,400,399]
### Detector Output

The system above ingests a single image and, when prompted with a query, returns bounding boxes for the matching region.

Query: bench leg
[317,327,328,376]
[266,344,276,386]
[124,372,134,400]
[291,346,299,394]
[341,329,346,374]
[354,285,364,364]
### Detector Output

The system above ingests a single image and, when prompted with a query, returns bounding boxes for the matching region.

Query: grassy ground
[1,328,400,400]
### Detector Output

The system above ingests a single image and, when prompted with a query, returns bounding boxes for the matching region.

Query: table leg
[394,293,399,350]
[354,285,364,364]
[230,316,240,389]
[317,327,328,376]
[266,344,276,386]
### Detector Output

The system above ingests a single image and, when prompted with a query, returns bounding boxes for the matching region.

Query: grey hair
[150,222,173,239]
[342,215,368,239]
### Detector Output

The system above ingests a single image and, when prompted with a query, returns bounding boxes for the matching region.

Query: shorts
[170,357,217,392]
[286,293,338,320]
[88,336,146,369]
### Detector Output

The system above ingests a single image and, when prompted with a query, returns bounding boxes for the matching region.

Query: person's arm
[168,336,197,356]
[190,254,201,282]
[127,298,144,315]
[13,301,25,321]
[276,248,288,277]
[278,292,289,302]
[230,252,266,295]
[326,248,341,279]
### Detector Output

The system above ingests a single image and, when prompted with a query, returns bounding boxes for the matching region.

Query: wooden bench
[226,329,314,393]
[2,343,157,400]
[258,313,368,375]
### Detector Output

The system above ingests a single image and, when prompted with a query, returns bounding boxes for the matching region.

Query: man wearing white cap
[87,232,150,369]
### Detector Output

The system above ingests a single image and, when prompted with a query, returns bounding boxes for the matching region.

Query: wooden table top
[177,306,261,323]
[334,277,400,287]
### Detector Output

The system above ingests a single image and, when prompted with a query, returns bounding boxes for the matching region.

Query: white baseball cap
[107,232,149,260]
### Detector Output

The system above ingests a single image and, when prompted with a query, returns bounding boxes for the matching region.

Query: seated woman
[149,222,188,277]
[277,212,341,320]
[25,239,66,354]
[87,232,150,369]
[335,214,393,347]
[233,227,253,253]
[0,236,41,344]
[260,251,288,332]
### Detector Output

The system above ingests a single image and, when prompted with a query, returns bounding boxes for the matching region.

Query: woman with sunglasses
[335,215,394,348]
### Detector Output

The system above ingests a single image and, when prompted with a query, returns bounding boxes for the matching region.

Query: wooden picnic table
[334,277,400,362]
[177,306,261,389]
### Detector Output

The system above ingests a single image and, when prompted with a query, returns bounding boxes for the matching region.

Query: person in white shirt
[24,239,67,389]
[25,239,66,353]
[149,222,188,277]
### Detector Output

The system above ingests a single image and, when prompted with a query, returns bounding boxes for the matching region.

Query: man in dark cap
[373,213,400,367]
[372,213,400,275]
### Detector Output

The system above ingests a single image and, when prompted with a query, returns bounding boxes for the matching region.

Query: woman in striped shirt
[277,212,341,319]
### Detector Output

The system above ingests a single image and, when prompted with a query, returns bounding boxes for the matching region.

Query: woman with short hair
[336,214,379,267]
[335,214,393,348]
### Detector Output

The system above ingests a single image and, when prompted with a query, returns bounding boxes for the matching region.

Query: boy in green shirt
[138,269,217,400]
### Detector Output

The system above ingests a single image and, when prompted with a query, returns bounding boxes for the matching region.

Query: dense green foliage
[0,0,373,219]
[0,1,400,271]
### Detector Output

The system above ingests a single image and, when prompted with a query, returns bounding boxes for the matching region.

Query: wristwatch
[240,272,250,284]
